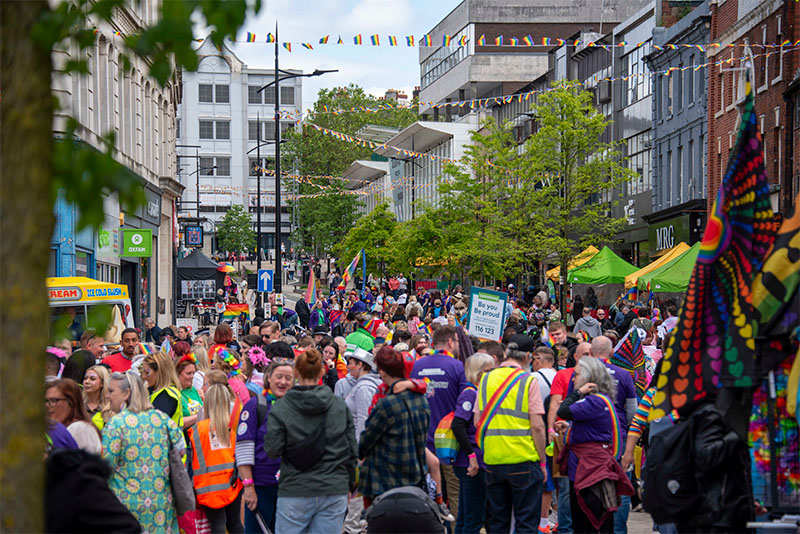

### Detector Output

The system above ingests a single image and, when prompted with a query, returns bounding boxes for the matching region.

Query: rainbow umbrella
[218,263,235,273]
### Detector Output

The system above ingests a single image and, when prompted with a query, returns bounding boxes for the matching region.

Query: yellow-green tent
[546,246,599,282]
[624,242,691,289]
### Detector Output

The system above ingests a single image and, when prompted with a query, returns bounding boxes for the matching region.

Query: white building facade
[51,0,183,328]
[176,40,302,256]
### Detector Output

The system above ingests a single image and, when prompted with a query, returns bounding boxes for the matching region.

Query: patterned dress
[102,409,185,533]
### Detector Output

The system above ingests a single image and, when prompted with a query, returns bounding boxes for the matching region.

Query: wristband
[241,478,254,487]
[548,428,556,434]
[539,460,546,466]
[468,453,477,460]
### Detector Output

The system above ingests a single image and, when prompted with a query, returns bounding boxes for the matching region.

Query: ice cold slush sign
[467,287,508,342]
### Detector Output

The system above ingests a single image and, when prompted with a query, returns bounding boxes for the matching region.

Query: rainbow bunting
[651,69,778,421]
[406,35,414,47]
[222,303,251,319]
[370,34,379,46]
[246,32,256,43]
[477,34,486,46]
[302,43,313,50]
[319,35,329,44]
[266,33,275,43]
[337,35,343,44]
[388,35,398,46]
[282,42,291,52]
[305,269,317,305]
[354,34,363,45]
[458,35,468,46]
[422,34,432,46]
[510,37,519,46]
[494,35,503,46]
[522,35,533,46]
[442,34,452,46]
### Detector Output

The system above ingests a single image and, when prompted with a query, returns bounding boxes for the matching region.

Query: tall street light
[258,21,337,294]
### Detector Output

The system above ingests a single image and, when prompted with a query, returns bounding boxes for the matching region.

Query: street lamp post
[258,21,337,294]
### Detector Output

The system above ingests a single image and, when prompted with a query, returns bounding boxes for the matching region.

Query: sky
[222,0,462,109]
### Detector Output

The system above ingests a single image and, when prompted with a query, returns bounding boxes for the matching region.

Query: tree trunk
[0,1,54,531]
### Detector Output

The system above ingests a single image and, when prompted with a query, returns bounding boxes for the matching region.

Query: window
[696,59,705,100]
[199,120,214,139]
[176,119,181,138]
[215,121,230,140]
[280,86,294,105]
[677,146,683,203]
[688,140,694,195]
[249,157,270,176]
[264,87,276,106]
[718,63,725,113]
[248,85,262,104]
[215,157,230,176]
[215,85,229,103]
[248,121,259,141]
[665,74,673,116]
[199,84,213,103]
[675,65,683,112]
[199,157,215,174]
[686,58,694,106]
[264,121,276,141]
[666,150,672,205]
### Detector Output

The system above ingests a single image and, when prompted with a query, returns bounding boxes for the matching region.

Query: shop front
[644,199,706,261]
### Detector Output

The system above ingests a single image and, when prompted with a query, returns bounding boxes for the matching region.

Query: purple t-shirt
[567,360,636,431]
[411,352,468,450]
[453,386,484,469]
[48,421,78,450]
[565,395,615,480]
[237,395,281,486]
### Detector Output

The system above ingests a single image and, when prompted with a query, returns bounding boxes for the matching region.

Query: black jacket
[681,403,752,533]
[46,449,141,533]
[295,298,311,328]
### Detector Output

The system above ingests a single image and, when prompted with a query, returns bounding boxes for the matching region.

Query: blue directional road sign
[258,269,274,293]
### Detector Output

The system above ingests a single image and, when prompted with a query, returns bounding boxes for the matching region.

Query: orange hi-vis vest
[188,418,242,508]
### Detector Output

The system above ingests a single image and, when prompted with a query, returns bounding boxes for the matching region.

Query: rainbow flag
[541,327,556,348]
[337,249,362,290]
[406,35,414,47]
[354,34,363,45]
[388,35,397,46]
[246,32,256,42]
[282,42,291,52]
[422,34,432,46]
[222,303,251,320]
[442,34,452,46]
[370,34,379,46]
[302,43,313,50]
[420,323,433,337]
[523,35,533,46]
[477,34,486,46]
[621,287,637,301]
[319,35,329,44]
[138,343,154,355]
[266,33,275,43]
[509,37,519,46]
[337,35,343,44]
[305,269,317,305]
[495,35,503,46]
[458,35,468,46]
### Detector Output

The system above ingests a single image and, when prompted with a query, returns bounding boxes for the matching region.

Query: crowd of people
[43,280,755,534]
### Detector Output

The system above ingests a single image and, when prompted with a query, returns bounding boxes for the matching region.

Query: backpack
[641,417,698,524]
[365,485,443,533]
[281,411,328,472]
[434,385,477,464]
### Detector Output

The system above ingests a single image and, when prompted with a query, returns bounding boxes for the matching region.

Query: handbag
[168,437,196,515]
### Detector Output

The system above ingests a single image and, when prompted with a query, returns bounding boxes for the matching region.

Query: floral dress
[103,409,185,533]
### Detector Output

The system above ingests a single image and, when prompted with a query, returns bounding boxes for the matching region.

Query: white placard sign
[176,318,199,336]
[466,287,508,342]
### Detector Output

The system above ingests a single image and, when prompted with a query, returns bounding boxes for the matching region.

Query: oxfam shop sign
[122,229,153,257]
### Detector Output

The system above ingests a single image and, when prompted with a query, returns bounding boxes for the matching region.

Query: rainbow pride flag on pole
[541,326,556,348]
[222,303,251,320]
[337,249,362,290]
[305,269,318,305]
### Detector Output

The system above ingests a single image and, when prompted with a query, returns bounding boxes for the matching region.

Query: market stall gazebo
[624,242,691,289]
[566,246,638,284]
[546,245,600,282]
[637,242,700,293]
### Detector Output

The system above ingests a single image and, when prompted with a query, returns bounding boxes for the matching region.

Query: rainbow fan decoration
[651,70,778,420]
[610,327,647,398]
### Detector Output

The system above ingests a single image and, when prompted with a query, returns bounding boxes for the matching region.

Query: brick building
[706,0,798,217]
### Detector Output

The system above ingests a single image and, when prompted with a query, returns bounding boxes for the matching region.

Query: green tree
[283,85,417,256]
[216,205,256,269]
[0,1,258,529]
[334,202,397,277]
[525,80,635,315]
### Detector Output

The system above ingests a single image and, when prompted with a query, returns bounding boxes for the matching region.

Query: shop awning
[546,246,600,282]
[637,242,701,293]
[624,242,691,289]
[566,246,638,284]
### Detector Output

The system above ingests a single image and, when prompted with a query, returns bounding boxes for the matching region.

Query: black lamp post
[257,21,337,294]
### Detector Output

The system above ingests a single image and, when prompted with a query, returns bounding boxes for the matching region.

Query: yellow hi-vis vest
[476,367,539,465]
[150,386,184,430]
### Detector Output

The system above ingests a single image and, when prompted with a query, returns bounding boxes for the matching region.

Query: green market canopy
[637,242,701,293]
[566,246,638,284]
